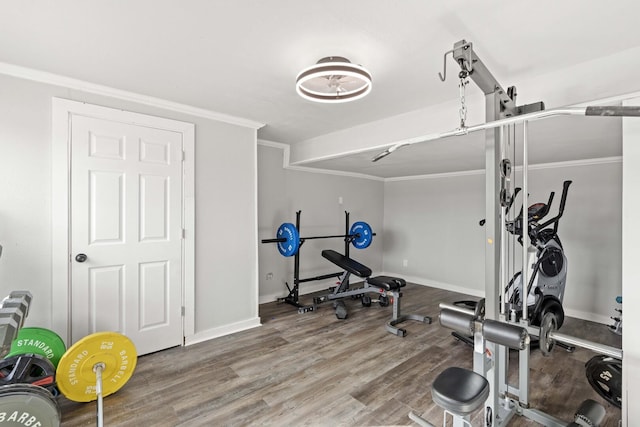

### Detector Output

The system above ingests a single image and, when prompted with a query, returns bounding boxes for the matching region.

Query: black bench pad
[431,367,489,415]
[321,249,372,278]
[367,276,406,291]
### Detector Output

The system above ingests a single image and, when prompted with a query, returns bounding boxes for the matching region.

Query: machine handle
[534,180,572,234]
[506,187,522,215]
[558,180,573,215]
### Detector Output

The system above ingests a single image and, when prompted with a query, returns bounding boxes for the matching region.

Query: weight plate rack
[1,291,138,427]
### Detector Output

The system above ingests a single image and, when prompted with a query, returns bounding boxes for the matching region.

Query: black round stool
[431,366,489,426]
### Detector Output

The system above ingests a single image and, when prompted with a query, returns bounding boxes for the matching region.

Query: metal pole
[483,88,503,427]
[549,332,623,359]
[522,121,529,322]
[94,362,105,427]
[344,211,350,258]
[500,126,507,317]
[293,211,302,302]
[371,106,640,163]
[518,156,531,409]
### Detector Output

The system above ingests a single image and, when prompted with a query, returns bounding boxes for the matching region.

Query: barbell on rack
[262,221,375,257]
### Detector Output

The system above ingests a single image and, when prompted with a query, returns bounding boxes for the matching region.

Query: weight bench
[314,249,431,336]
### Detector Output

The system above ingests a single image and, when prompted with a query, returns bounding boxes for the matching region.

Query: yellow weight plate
[56,332,137,402]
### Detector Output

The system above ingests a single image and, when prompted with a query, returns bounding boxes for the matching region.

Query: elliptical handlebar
[533,180,572,235]
[478,181,571,241]
[506,187,522,216]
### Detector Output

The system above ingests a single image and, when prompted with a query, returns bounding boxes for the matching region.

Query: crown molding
[258,139,384,181]
[0,61,264,130]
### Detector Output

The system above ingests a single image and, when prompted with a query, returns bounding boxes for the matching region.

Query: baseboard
[184,316,262,346]
[259,273,612,326]
[564,308,611,325]
[382,271,485,299]
[381,272,611,326]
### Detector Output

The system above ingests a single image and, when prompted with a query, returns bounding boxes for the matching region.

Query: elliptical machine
[453,180,573,344]
[503,180,572,327]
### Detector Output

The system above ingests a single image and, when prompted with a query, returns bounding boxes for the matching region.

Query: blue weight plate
[350,221,373,249]
[277,223,300,257]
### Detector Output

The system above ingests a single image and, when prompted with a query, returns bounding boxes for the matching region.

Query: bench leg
[408,411,435,427]
[385,290,432,337]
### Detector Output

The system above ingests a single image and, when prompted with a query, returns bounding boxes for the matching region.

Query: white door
[70,115,184,355]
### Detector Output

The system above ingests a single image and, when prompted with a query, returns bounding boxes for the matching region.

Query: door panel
[139,261,169,329]
[70,115,183,355]
[90,171,124,244]
[139,174,169,241]
[89,265,124,331]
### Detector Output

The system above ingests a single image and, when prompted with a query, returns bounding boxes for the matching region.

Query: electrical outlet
[338,196,343,204]
[266,272,273,280]
[403,259,408,267]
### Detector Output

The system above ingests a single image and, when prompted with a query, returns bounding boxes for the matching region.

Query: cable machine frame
[373,39,639,426]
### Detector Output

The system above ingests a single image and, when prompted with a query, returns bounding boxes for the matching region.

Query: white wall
[383,160,622,323]
[622,97,640,425]
[0,73,259,341]
[194,121,259,335]
[257,143,384,303]
[383,173,485,294]
[0,75,53,327]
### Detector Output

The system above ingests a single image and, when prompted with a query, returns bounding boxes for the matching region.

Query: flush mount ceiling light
[296,56,372,103]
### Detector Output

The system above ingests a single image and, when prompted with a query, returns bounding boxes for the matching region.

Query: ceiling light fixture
[296,56,372,103]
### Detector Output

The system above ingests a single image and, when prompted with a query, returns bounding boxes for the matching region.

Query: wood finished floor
[58,284,622,426]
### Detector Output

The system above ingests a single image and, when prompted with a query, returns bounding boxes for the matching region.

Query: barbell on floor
[56,331,138,427]
[262,221,375,256]
[0,331,137,427]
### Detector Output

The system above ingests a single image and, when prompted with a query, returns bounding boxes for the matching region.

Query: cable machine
[373,40,639,426]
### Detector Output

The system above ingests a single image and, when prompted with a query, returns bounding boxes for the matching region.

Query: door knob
[75,253,87,263]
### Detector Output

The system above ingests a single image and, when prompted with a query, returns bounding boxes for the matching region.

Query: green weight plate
[0,384,60,427]
[6,328,66,368]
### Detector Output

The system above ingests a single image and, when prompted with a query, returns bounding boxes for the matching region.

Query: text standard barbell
[262,221,374,257]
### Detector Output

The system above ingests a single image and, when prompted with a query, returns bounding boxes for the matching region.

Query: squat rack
[277,210,359,313]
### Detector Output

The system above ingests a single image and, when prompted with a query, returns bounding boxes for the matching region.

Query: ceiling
[0,1,636,177]
[303,114,623,179]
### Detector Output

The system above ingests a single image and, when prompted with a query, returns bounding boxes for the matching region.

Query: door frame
[51,97,195,346]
